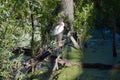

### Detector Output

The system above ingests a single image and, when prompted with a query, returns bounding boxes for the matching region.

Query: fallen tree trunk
[13,48,120,71]
[23,56,120,71]
[22,51,120,71]
[57,58,120,70]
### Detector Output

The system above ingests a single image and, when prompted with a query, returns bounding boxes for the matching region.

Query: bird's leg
[53,32,63,71]
[52,54,62,71]
[58,33,63,47]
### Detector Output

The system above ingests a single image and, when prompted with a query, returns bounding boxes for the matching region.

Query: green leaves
[74,0,94,46]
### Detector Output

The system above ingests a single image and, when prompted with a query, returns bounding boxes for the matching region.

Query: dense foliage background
[0,0,120,80]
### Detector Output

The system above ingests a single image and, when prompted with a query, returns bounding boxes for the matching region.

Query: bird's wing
[53,25,64,35]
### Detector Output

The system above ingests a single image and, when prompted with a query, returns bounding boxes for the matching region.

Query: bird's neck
[60,22,64,27]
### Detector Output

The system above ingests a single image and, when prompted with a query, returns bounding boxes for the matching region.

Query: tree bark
[67,31,81,49]
[62,0,74,31]
[31,14,35,55]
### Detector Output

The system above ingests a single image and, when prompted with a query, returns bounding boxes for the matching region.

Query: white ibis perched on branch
[52,20,65,71]
[53,20,65,46]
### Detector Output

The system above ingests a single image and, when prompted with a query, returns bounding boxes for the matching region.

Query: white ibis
[53,21,65,45]
[53,21,65,36]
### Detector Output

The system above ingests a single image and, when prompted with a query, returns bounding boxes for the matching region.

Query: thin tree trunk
[61,0,81,49]
[67,32,80,49]
[111,18,117,57]
[31,14,35,55]
[62,0,74,31]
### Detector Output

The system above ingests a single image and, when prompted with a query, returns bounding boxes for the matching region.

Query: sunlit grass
[62,47,83,62]
[57,66,83,80]
[55,47,83,80]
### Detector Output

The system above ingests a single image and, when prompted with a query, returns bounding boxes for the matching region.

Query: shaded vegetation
[0,0,120,80]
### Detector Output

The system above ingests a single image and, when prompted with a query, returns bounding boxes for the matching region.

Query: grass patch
[62,47,83,62]
[57,66,83,80]
[53,47,83,80]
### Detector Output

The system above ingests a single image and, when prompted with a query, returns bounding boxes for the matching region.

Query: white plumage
[53,22,65,36]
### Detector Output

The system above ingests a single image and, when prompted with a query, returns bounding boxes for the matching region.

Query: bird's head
[59,22,65,27]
